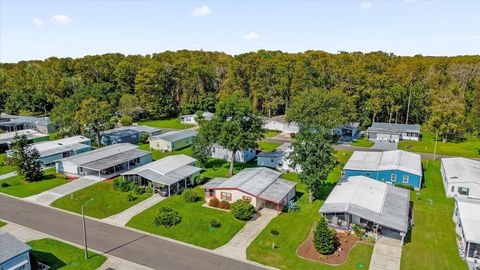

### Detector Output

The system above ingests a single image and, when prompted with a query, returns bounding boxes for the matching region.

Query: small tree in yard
[182,188,201,203]
[313,217,335,255]
[11,134,43,182]
[191,132,212,168]
[153,207,182,228]
[231,199,256,221]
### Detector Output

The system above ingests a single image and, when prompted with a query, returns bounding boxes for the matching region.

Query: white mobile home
[56,143,152,178]
[149,130,197,151]
[441,157,480,199]
[366,122,420,142]
[453,198,480,263]
[179,112,214,125]
[257,143,301,173]
[211,143,256,163]
[262,115,299,133]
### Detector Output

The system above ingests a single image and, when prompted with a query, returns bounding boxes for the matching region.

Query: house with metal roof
[122,154,201,197]
[366,122,420,142]
[0,232,32,270]
[0,129,49,152]
[7,135,91,166]
[211,143,256,163]
[262,115,299,133]
[320,176,411,244]
[257,143,301,173]
[0,113,54,133]
[441,157,480,199]
[453,197,480,263]
[179,112,214,125]
[202,167,296,213]
[99,125,161,146]
[343,150,423,189]
[149,129,197,152]
[55,143,152,178]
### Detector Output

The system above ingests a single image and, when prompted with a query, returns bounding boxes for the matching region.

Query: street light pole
[81,198,94,260]
[433,131,439,161]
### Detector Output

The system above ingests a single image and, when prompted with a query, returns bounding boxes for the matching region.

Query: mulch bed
[297,225,360,265]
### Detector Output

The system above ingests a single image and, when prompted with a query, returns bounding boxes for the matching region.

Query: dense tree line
[1,50,479,140]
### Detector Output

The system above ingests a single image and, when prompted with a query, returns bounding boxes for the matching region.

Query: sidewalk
[369,236,403,270]
[0,171,17,180]
[215,208,277,260]
[24,175,102,206]
[0,220,153,270]
[102,194,165,226]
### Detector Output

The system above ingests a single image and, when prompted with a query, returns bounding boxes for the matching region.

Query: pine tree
[313,217,335,255]
[11,134,44,182]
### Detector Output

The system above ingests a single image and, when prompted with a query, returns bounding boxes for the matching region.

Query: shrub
[352,224,362,237]
[218,200,231,210]
[1,182,10,188]
[183,188,201,203]
[208,197,220,207]
[313,217,335,255]
[132,185,145,195]
[145,186,153,194]
[231,199,256,221]
[127,193,137,202]
[113,178,130,192]
[270,229,279,236]
[394,183,415,191]
[153,207,182,228]
[120,116,133,126]
[283,200,300,212]
[55,173,69,180]
[210,219,221,228]
[139,132,149,144]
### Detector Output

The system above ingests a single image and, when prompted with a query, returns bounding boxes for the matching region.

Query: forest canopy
[0,50,479,140]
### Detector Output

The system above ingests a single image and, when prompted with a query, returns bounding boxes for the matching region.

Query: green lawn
[28,238,106,270]
[138,118,195,130]
[51,179,152,219]
[398,133,480,158]
[400,160,467,270]
[0,152,16,175]
[138,144,193,160]
[0,168,69,198]
[264,130,281,138]
[257,141,281,152]
[0,220,6,227]
[247,150,374,270]
[200,158,258,180]
[126,187,246,249]
[351,138,374,148]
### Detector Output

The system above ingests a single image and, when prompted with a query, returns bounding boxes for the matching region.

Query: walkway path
[369,236,403,270]
[0,220,153,270]
[216,208,277,260]
[102,194,165,226]
[23,175,102,206]
[0,171,17,180]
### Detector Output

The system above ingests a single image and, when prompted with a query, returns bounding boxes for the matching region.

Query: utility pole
[406,84,412,124]
[81,198,94,260]
[433,130,439,161]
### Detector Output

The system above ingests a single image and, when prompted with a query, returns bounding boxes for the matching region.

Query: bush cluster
[208,197,220,208]
[182,188,201,203]
[55,173,69,180]
[231,199,256,221]
[210,219,221,228]
[113,178,148,195]
[153,207,182,228]
[218,200,231,210]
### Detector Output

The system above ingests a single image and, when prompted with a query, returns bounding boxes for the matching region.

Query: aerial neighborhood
[1,2,480,270]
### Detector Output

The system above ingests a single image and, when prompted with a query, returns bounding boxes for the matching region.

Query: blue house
[342,150,423,190]
[0,232,32,270]
[99,125,161,146]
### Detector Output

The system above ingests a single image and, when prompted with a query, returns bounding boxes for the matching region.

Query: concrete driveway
[24,175,102,206]
[216,208,277,260]
[372,140,399,151]
[102,194,165,226]
[369,236,403,270]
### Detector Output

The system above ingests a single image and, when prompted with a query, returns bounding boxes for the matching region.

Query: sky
[0,0,479,63]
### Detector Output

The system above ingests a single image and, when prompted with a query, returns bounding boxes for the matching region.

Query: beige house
[149,130,196,152]
[203,167,297,213]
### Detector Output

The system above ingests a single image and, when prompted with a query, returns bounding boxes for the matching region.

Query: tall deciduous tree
[75,98,111,145]
[11,134,43,182]
[289,128,336,203]
[202,94,263,176]
[118,93,141,120]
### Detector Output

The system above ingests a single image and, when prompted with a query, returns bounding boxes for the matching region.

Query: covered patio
[80,150,150,178]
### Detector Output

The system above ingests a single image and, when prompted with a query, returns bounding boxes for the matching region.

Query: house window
[458,187,470,196]
[451,186,455,192]
[271,159,274,162]
[391,174,397,182]
[221,192,232,202]
[403,175,409,183]
[242,196,251,202]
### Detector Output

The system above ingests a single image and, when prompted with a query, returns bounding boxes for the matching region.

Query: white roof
[324,176,387,214]
[60,143,140,166]
[32,136,90,156]
[0,129,48,143]
[456,198,480,243]
[441,158,480,186]
[344,150,422,176]
[151,129,196,143]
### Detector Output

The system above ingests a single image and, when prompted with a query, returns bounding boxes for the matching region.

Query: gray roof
[102,125,161,137]
[0,232,31,263]
[151,129,197,143]
[122,154,200,186]
[320,176,410,233]
[367,122,420,135]
[59,143,149,170]
[0,129,49,144]
[203,167,296,203]
[0,113,50,126]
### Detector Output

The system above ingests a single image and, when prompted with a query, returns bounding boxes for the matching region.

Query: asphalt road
[0,195,266,270]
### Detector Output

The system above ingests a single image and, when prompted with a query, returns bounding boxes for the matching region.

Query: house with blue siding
[343,150,423,190]
[99,125,161,146]
[0,232,32,270]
